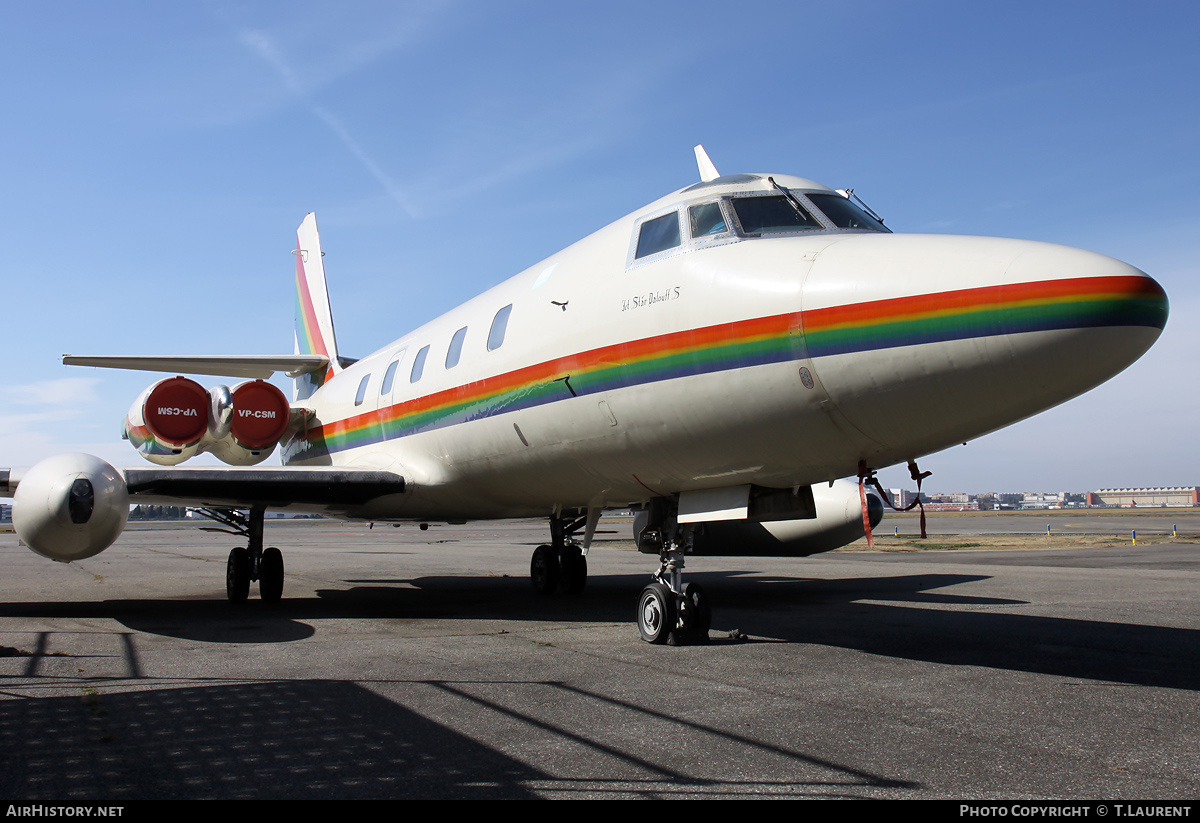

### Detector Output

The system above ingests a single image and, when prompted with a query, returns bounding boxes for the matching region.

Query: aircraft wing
[2,458,408,563]
[61,354,330,379]
[1,461,406,512]
[121,466,406,509]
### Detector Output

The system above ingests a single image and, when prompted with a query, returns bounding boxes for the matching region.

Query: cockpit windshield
[688,202,727,237]
[629,186,890,268]
[731,195,822,234]
[804,192,888,232]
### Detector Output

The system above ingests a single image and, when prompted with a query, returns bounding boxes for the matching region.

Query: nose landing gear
[636,535,710,645]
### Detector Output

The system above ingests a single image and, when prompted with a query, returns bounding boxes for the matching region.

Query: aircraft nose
[799,235,1168,462]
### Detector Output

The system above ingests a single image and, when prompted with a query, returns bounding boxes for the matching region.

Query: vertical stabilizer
[293,213,341,399]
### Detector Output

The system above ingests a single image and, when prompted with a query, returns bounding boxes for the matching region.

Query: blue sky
[1,1,1196,494]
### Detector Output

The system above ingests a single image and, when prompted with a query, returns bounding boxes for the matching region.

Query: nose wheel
[680,582,711,642]
[637,582,675,643]
[636,527,710,645]
[637,580,710,645]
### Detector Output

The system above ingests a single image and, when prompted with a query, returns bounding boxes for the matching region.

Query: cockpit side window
[635,212,681,259]
[805,193,888,232]
[731,195,822,234]
[688,202,727,238]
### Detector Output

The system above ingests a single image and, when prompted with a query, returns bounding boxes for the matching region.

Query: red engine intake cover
[143,377,209,447]
[229,380,291,449]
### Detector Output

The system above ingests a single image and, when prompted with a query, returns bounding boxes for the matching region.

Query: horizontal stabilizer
[62,354,330,379]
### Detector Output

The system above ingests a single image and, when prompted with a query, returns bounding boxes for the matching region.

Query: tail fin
[293,212,341,399]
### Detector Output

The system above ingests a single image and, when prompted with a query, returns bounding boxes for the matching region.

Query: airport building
[1086,487,1200,507]
[887,488,923,508]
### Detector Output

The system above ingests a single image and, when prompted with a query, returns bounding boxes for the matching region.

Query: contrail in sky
[238,28,418,217]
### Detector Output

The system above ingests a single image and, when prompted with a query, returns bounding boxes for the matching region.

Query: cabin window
[688,202,727,238]
[731,195,821,233]
[410,345,429,383]
[635,212,681,259]
[446,326,468,369]
[805,193,888,232]
[354,374,371,406]
[381,350,406,395]
[488,304,513,351]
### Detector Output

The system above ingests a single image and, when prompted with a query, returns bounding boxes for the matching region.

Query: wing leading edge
[61,354,330,379]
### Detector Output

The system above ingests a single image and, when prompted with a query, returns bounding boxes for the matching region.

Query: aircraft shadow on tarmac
[0,680,542,799]
[0,570,1197,692]
[0,675,916,799]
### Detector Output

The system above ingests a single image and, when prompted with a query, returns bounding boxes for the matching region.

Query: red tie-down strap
[857,459,932,549]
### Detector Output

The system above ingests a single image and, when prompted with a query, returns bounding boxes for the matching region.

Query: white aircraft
[0,147,1168,644]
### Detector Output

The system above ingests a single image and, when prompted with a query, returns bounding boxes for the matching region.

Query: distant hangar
[1086,487,1200,507]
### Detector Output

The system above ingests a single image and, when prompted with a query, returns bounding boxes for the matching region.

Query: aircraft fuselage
[280,173,1166,521]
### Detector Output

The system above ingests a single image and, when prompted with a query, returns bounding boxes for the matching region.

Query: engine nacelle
[12,454,129,562]
[124,378,293,466]
[124,376,209,465]
[633,480,884,557]
[206,380,292,466]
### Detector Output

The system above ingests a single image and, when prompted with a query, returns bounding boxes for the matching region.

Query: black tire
[682,582,711,645]
[637,582,676,644]
[531,545,559,595]
[226,547,250,604]
[559,546,587,595]
[260,547,284,603]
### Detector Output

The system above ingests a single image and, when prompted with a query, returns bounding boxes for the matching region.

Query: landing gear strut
[636,537,710,645]
[635,502,710,645]
[530,511,589,595]
[195,506,285,604]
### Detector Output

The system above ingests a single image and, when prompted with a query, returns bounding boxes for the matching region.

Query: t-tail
[293,213,342,400]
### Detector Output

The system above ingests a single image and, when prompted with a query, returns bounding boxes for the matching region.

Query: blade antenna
[694,145,720,182]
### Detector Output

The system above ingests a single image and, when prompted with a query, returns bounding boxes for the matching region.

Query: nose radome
[800,235,1168,464]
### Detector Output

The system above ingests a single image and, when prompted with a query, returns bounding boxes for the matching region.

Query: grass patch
[895,540,982,551]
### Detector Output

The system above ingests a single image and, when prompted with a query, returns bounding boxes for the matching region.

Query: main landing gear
[530,512,588,596]
[196,506,285,604]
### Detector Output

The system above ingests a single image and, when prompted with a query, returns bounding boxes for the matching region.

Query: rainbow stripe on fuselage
[286,274,1167,461]
[802,274,1167,358]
